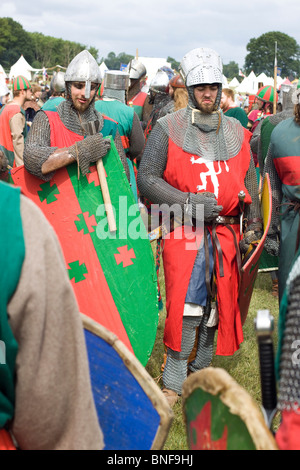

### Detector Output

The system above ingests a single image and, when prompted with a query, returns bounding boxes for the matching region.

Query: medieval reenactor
[126,58,149,126]
[41,71,66,111]
[23,50,129,183]
[263,83,300,303]
[0,76,32,168]
[159,74,188,118]
[0,178,103,449]
[95,70,145,202]
[144,69,173,142]
[137,47,261,406]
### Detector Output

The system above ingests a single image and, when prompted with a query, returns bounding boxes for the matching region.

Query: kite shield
[10,138,158,366]
[182,367,278,450]
[82,314,173,450]
[238,174,272,325]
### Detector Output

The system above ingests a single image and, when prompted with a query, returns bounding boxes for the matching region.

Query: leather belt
[215,216,240,225]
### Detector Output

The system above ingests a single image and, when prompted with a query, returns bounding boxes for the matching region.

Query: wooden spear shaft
[273,41,277,115]
[96,158,117,233]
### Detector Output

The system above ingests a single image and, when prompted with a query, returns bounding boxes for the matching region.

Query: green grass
[146,243,280,450]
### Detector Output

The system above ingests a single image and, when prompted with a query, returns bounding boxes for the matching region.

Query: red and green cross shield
[10,138,159,366]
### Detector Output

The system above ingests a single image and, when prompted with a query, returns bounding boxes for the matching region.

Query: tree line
[0,18,299,80]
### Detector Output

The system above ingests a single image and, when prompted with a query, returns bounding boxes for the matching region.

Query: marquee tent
[99,61,108,80]
[9,55,40,81]
[0,64,7,85]
[228,77,240,88]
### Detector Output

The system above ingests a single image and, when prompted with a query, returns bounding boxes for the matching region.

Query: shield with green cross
[10,138,159,366]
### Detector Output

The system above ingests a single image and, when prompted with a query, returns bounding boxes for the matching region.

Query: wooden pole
[273,41,277,115]
[96,159,117,233]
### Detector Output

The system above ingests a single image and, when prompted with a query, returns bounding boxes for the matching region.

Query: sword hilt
[254,309,277,429]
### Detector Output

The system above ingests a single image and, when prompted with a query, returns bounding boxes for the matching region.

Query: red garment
[162,130,252,355]
[276,410,300,450]
[0,104,22,152]
[45,111,84,146]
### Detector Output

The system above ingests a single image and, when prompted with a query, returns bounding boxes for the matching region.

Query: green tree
[244,31,300,78]
[0,17,99,72]
[0,17,35,69]
[102,52,134,70]
[167,56,180,72]
[223,61,239,81]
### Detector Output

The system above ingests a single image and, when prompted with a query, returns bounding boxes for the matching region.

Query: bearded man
[137,47,261,406]
[0,76,32,168]
[23,50,128,181]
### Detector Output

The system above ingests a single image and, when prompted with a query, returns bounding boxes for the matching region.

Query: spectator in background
[159,74,189,118]
[0,76,32,168]
[23,83,42,125]
[0,83,11,108]
[220,88,248,128]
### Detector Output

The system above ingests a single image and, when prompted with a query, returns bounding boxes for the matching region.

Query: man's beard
[72,99,91,113]
[197,101,216,114]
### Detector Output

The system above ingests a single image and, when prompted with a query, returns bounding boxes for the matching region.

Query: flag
[239,70,245,78]
[120,63,127,71]
[277,67,282,76]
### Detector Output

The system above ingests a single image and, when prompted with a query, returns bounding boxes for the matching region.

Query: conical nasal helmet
[50,71,66,93]
[127,59,146,80]
[65,50,101,98]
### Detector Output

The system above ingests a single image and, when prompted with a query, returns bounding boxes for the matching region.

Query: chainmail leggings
[163,314,216,395]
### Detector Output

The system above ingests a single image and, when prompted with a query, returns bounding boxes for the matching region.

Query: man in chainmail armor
[159,74,189,118]
[144,70,173,142]
[137,47,261,406]
[250,85,296,297]
[251,84,296,177]
[275,245,300,450]
[41,71,66,112]
[95,70,145,201]
[23,50,129,182]
[126,58,149,127]
[263,84,300,303]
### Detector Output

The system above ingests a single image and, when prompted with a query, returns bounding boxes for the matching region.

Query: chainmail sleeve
[137,122,189,207]
[244,151,261,223]
[263,144,282,236]
[250,120,262,155]
[127,112,145,162]
[277,260,300,411]
[23,111,57,181]
[114,129,130,181]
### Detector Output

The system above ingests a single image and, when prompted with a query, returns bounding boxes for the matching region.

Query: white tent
[9,55,40,81]
[137,57,172,91]
[222,75,229,88]
[99,61,108,80]
[236,71,258,94]
[228,77,240,89]
[256,72,270,86]
[0,64,7,85]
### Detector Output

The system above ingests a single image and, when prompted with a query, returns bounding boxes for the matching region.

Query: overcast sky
[1,0,300,68]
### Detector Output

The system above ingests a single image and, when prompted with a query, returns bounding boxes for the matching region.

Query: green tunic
[224,107,248,128]
[0,181,25,428]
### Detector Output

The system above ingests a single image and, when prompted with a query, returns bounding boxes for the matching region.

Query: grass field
[145,246,279,450]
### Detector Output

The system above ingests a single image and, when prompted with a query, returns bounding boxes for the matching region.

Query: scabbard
[255,309,277,429]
